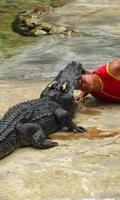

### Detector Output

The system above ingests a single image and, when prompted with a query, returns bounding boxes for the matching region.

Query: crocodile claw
[40,141,58,149]
[73,126,86,133]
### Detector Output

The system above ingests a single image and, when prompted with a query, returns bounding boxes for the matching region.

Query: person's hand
[75,91,85,103]
[77,95,84,103]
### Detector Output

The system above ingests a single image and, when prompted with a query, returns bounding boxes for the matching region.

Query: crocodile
[11,8,73,37]
[0,61,86,159]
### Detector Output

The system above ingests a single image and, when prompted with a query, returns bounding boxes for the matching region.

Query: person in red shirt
[76,58,120,103]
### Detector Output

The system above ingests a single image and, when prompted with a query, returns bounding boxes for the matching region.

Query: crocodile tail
[0,114,20,159]
[0,131,18,160]
[0,104,30,159]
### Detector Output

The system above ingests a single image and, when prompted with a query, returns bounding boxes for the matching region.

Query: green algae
[0,0,74,60]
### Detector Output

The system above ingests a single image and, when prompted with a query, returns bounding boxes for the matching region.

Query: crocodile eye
[60,81,69,92]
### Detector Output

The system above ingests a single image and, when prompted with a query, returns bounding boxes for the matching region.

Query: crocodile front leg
[16,123,58,149]
[55,108,86,133]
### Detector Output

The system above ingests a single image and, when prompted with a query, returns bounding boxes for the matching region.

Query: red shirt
[91,63,120,102]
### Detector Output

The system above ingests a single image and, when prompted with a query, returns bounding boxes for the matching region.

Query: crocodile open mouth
[41,61,83,99]
[75,79,81,90]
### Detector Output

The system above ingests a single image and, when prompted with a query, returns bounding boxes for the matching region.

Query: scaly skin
[11,8,73,37]
[0,61,86,159]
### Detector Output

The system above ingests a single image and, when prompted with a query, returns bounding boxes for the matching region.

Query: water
[0,0,73,62]
[0,0,120,79]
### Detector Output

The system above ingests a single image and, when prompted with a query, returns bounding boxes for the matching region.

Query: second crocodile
[12,6,73,37]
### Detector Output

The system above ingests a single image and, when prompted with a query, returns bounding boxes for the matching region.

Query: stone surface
[0,79,120,199]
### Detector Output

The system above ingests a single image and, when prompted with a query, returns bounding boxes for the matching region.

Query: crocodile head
[41,61,85,113]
